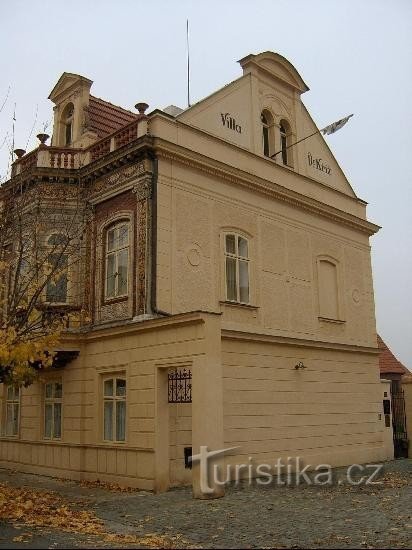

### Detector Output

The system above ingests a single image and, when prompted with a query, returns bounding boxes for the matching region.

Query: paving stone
[0,459,411,548]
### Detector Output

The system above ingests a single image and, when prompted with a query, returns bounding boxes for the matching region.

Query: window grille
[168,368,192,403]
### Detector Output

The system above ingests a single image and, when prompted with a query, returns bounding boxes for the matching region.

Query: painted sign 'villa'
[0,51,400,498]
[221,112,242,133]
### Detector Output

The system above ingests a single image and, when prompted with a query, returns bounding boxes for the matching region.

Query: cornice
[62,311,220,343]
[7,132,379,236]
[61,318,378,355]
[153,139,380,236]
[81,136,153,181]
[165,113,366,205]
[221,329,379,355]
[88,160,151,205]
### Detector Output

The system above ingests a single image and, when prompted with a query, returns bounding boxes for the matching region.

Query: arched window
[261,110,274,157]
[224,233,250,303]
[105,221,130,300]
[46,233,68,303]
[280,123,287,164]
[61,103,74,146]
[318,258,339,320]
[279,119,292,166]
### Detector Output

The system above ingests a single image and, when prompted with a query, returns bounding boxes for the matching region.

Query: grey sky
[1,0,411,367]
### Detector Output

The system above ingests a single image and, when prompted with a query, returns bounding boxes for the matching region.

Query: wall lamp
[294,361,307,370]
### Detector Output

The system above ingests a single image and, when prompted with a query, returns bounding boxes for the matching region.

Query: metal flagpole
[270,129,320,159]
[270,114,353,159]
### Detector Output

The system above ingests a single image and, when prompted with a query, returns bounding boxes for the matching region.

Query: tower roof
[378,335,410,375]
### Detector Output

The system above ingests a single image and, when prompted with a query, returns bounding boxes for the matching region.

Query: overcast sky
[1,0,411,367]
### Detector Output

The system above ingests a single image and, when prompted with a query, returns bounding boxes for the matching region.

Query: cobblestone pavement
[0,459,411,549]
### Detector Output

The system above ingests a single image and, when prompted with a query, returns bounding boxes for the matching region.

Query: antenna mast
[186,19,191,108]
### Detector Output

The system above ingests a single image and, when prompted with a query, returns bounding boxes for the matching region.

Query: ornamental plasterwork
[137,200,148,315]
[133,175,152,202]
[99,300,132,322]
[155,149,379,236]
[40,183,82,200]
[90,161,148,198]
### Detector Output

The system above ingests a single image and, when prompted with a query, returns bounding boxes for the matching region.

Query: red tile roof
[88,95,138,139]
[378,335,410,375]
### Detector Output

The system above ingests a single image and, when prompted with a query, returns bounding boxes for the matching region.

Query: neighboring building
[378,334,410,388]
[378,335,410,458]
[0,52,394,496]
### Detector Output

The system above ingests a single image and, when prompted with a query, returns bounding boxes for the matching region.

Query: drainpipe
[148,152,170,317]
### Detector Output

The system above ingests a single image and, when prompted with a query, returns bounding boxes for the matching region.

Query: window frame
[104,221,130,302]
[279,119,293,168]
[261,109,274,158]
[102,375,127,443]
[223,232,251,305]
[61,103,74,146]
[4,385,20,437]
[45,233,69,304]
[43,380,63,440]
[316,255,344,322]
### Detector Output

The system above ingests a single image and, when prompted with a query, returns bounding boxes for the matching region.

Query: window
[261,110,274,157]
[46,234,68,303]
[105,222,130,300]
[44,381,62,439]
[224,233,250,303]
[280,122,288,165]
[5,386,20,436]
[62,103,74,146]
[318,258,340,320]
[103,377,126,442]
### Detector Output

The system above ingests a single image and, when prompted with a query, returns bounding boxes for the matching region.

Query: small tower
[48,73,97,148]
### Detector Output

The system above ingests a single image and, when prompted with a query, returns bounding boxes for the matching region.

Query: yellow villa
[0,52,394,497]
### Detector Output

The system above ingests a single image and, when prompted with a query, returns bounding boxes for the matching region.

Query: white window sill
[318,316,345,324]
[220,301,259,310]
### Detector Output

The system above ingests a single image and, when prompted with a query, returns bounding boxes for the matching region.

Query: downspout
[148,152,170,317]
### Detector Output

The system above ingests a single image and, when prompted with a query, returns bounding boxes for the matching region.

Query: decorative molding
[155,145,379,236]
[137,200,147,315]
[187,247,201,267]
[221,328,378,355]
[133,175,152,202]
[71,311,211,342]
[36,183,81,201]
[90,161,147,199]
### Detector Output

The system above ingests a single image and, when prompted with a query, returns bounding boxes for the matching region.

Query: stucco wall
[0,315,203,489]
[221,337,391,472]
[169,403,192,486]
[156,158,377,349]
[402,378,412,456]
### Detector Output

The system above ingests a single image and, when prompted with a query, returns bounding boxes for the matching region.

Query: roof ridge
[89,95,137,117]
[377,334,410,375]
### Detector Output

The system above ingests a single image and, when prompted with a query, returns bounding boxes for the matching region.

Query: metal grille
[392,390,408,458]
[168,368,192,403]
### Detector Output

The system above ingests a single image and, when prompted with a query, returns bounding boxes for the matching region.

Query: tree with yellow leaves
[0,175,86,386]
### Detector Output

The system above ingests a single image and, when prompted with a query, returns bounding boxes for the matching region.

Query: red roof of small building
[378,335,410,375]
[88,95,138,139]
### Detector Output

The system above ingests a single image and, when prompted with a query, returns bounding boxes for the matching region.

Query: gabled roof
[88,96,138,139]
[378,335,410,375]
[238,51,309,94]
[48,72,93,102]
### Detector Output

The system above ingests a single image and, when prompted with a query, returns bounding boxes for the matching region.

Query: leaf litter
[0,482,194,548]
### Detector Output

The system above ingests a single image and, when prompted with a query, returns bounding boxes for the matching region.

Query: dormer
[238,52,309,167]
[238,51,309,96]
[48,73,97,148]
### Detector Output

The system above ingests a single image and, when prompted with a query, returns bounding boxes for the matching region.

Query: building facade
[378,335,410,458]
[0,52,394,497]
